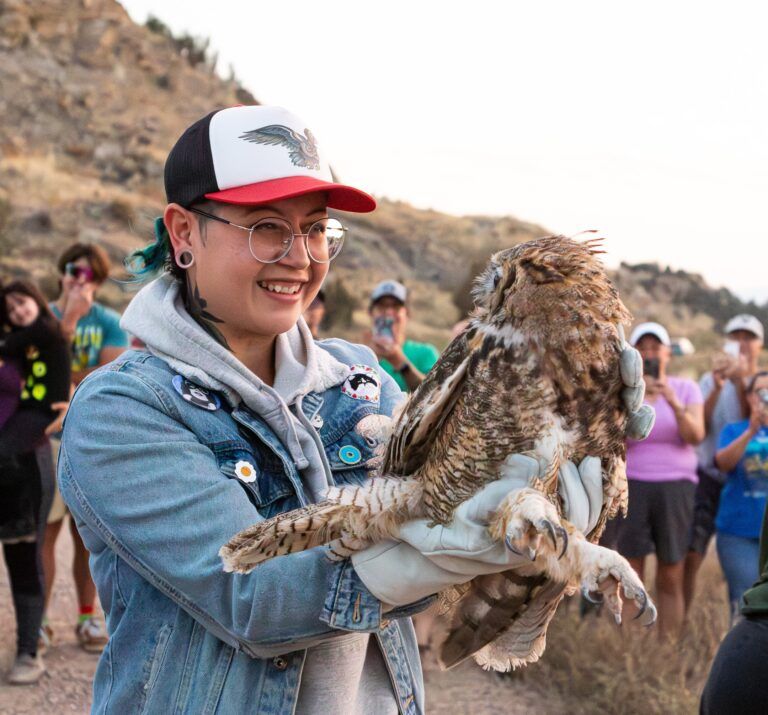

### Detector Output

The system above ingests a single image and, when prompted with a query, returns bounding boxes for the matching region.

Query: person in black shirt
[0,278,71,685]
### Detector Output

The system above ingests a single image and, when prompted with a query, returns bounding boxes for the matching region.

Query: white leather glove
[353,455,588,606]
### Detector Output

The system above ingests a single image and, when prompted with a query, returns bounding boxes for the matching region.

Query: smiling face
[166,192,330,348]
[5,291,41,328]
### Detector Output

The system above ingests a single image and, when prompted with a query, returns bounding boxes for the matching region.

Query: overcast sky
[122,1,767,302]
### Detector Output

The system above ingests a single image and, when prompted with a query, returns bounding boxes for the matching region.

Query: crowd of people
[0,104,765,714]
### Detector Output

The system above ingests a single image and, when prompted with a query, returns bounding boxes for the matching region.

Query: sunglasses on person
[64,262,95,282]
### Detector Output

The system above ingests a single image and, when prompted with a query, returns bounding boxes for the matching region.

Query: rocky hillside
[1,0,765,354]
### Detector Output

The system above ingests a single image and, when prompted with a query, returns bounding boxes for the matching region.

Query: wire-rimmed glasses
[188,208,346,264]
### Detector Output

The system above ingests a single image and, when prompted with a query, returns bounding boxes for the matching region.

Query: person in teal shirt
[365,280,440,393]
[45,242,129,655]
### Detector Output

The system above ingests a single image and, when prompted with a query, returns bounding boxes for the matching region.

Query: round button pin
[311,413,324,429]
[338,445,362,465]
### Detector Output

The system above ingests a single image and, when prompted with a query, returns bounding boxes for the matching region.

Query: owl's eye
[492,269,502,290]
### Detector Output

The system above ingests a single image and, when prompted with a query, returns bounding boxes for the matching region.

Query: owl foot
[489,488,568,562]
[576,541,657,627]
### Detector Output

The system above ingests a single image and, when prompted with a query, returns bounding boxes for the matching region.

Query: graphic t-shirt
[50,302,128,371]
[379,339,440,392]
[0,317,71,414]
[626,376,704,483]
[715,421,768,539]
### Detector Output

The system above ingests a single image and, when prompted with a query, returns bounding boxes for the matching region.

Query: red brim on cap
[204,176,376,213]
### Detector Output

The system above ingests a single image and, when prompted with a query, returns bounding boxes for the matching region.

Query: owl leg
[488,488,568,562]
[571,540,657,627]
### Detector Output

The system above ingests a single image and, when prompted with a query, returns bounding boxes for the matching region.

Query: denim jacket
[58,340,427,714]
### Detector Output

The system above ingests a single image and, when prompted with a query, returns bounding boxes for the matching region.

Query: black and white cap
[164,105,375,212]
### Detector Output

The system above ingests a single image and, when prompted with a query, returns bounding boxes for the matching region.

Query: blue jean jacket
[58,340,427,714]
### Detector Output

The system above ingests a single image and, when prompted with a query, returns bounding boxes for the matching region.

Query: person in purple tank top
[617,322,705,639]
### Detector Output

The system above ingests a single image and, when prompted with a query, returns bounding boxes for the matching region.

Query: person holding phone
[712,371,768,619]
[617,322,705,638]
[701,372,768,715]
[366,280,439,393]
[684,314,764,614]
[43,243,130,654]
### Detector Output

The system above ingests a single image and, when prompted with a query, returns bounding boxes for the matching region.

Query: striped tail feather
[473,578,566,671]
[439,571,565,670]
[219,477,423,574]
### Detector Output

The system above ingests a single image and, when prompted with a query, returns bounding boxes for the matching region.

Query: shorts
[617,478,696,564]
[688,469,724,554]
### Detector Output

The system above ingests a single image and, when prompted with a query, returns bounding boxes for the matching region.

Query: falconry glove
[353,455,589,606]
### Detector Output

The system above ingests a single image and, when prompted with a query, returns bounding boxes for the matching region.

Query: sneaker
[75,617,108,653]
[7,654,45,685]
[37,623,54,656]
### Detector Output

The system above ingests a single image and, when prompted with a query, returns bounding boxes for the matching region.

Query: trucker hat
[724,314,764,341]
[630,322,671,347]
[164,105,376,213]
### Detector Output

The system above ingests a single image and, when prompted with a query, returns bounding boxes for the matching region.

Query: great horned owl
[221,235,655,671]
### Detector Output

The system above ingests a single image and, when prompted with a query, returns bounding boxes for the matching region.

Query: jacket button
[311,413,324,428]
[272,656,288,671]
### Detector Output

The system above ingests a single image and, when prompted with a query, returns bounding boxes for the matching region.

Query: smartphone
[373,316,395,340]
[724,340,741,359]
[643,357,660,379]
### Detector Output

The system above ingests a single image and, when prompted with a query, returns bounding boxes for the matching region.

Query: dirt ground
[0,525,559,714]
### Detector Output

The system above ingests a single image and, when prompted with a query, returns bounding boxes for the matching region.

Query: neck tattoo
[185,281,231,351]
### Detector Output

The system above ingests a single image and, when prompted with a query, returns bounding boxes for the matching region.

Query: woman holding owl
[56,105,651,713]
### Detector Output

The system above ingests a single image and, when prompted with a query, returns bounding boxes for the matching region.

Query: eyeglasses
[188,208,346,264]
[64,262,95,282]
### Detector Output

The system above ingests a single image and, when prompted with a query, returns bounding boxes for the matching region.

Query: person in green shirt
[365,280,439,392]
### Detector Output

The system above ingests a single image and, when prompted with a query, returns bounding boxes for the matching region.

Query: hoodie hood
[121,274,349,485]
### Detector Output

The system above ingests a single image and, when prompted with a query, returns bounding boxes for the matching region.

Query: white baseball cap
[164,105,375,212]
[630,322,671,347]
[370,280,407,305]
[725,314,764,342]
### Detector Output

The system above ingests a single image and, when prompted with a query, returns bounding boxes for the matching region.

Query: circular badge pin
[234,460,257,483]
[340,364,380,403]
[172,375,220,411]
[311,413,324,429]
[338,445,362,465]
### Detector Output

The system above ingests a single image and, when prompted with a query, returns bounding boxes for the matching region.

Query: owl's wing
[383,328,474,476]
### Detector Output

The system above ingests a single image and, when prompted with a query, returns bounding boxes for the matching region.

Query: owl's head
[471,235,630,333]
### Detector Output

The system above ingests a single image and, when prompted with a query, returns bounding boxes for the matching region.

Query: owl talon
[504,535,524,556]
[556,525,568,560]
[581,586,603,605]
[633,590,647,620]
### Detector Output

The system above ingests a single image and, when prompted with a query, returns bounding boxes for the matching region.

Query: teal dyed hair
[123,217,173,281]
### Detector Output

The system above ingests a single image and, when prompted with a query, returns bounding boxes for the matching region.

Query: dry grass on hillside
[511,551,729,715]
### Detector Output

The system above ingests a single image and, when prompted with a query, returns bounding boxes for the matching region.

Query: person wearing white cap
[684,313,765,614]
[617,322,705,638]
[54,105,653,714]
[366,280,440,393]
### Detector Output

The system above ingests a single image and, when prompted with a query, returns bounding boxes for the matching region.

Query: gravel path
[0,527,549,714]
